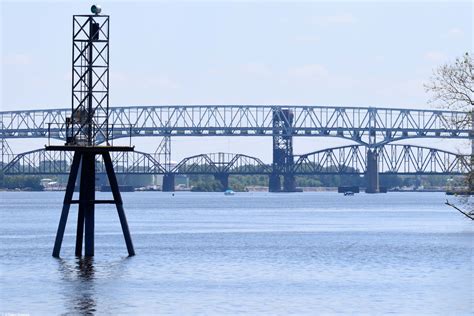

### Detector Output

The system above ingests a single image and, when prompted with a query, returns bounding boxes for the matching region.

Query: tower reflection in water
[57,257,96,314]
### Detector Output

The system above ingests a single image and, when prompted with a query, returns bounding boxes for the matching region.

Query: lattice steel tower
[47,5,135,258]
[68,10,110,145]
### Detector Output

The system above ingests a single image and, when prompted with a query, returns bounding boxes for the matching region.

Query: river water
[0,191,472,315]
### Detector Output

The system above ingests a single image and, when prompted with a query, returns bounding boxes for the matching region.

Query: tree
[425,52,473,216]
[425,52,473,112]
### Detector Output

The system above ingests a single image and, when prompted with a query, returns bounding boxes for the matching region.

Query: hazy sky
[1,1,472,160]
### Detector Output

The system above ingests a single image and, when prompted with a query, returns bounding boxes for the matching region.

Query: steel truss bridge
[1,105,472,192]
[1,105,470,144]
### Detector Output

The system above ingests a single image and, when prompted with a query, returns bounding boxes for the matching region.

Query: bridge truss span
[171,152,271,175]
[1,105,471,145]
[3,148,166,175]
[294,144,471,175]
[4,145,470,176]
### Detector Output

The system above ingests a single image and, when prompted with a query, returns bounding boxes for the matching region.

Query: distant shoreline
[0,188,456,194]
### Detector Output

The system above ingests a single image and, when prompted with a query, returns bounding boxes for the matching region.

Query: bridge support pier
[269,174,296,192]
[162,173,175,192]
[269,174,281,192]
[365,149,379,193]
[49,147,135,258]
[214,173,229,191]
[283,174,296,192]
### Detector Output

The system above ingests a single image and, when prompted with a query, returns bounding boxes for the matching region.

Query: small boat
[344,191,354,196]
[224,189,235,195]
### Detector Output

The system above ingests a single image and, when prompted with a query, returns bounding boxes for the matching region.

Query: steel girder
[1,105,471,146]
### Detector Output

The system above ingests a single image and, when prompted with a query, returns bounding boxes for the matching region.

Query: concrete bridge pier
[365,149,379,193]
[269,174,281,192]
[269,174,296,192]
[214,173,229,190]
[283,174,296,192]
[162,173,175,192]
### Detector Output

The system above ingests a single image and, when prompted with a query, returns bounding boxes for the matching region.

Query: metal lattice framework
[1,138,14,166]
[154,136,172,172]
[271,109,295,191]
[69,14,110,145]
[294,144,471,175]
[1,105,471,146]
[3,145,470,176]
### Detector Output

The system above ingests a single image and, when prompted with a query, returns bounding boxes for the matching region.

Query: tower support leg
[83,153,95,256]
[75,153,96,256]
[75,202,85,256]
[103,152,135,256]
[52,152,81,258]
[50,147,135,258]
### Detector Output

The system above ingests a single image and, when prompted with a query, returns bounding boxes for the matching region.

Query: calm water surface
[0,192,472,315]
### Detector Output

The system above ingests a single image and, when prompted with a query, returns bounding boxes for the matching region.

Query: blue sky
[1,1,472,159]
